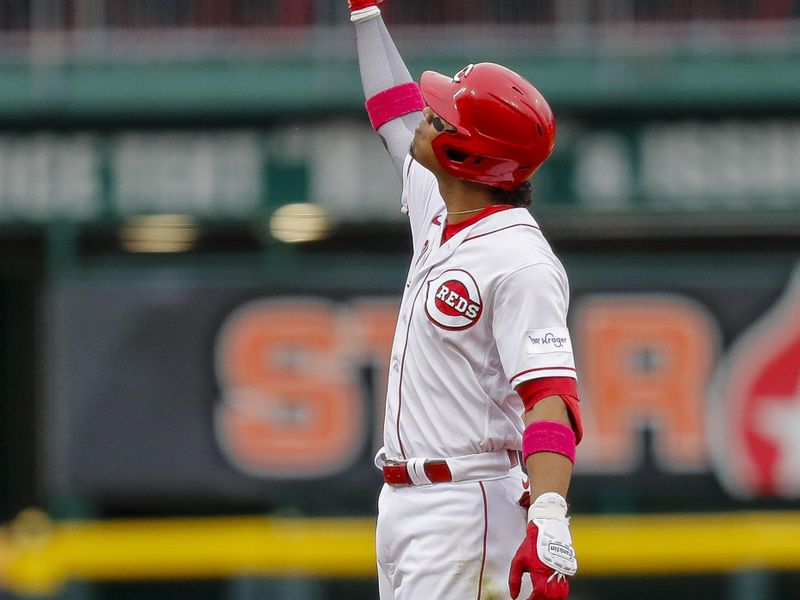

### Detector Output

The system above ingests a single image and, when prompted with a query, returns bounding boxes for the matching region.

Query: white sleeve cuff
[351,6,381,23]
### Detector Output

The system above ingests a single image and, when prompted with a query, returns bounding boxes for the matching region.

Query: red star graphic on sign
[711,266,800,498]
[755,376,800,496]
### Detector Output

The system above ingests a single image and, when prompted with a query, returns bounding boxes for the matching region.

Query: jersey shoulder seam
[463,222,540,243]
[494,260,559,292]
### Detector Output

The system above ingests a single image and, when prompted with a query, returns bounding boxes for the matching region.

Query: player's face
[411,106,456,173]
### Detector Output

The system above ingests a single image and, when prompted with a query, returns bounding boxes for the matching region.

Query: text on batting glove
[529,492,577,576]
[509,492,577,600]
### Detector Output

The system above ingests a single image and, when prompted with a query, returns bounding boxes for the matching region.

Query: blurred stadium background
[0,0,799,598]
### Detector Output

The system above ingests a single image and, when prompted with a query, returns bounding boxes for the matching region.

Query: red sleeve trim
[509,366,576,386]
[517,377,583,444]
[560,394,583,445]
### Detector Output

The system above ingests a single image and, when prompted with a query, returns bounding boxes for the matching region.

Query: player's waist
[374,448,520,486]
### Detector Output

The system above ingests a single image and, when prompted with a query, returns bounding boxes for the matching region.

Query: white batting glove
[509,492,577,600]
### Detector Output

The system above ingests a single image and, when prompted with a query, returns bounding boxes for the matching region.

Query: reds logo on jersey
[710,266,800,499]
[425,269,483,330]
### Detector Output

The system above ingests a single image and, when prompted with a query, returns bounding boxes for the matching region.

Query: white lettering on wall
[0,134,99,220]
[575,133,634,209]
[113,132,262,216]
[640,120,800,208]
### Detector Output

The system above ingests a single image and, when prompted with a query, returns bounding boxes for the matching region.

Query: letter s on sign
[214,299,365,478]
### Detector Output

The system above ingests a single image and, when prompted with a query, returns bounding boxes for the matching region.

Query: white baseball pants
[376,470,533,600]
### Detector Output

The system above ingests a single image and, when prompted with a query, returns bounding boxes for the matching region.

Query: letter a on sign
[710,266,800,499]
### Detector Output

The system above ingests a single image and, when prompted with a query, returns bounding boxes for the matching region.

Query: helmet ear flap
[444,148,470,164]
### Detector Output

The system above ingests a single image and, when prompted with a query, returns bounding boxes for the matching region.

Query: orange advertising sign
[210,266,800,500]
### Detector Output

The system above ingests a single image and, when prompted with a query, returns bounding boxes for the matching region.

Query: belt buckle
[382,458,411,486]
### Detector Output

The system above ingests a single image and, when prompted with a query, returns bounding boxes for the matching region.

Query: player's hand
[349,0,383,12]
[509,492,577,600]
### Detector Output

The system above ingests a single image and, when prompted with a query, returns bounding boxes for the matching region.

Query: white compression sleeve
[355,14,422,178]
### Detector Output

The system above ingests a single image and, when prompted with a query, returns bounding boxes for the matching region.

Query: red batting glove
[509,522,570,600]
[349,0,383,11]
[509,493,577,600]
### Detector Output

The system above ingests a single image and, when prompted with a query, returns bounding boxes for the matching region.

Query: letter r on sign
[574,295,718,472]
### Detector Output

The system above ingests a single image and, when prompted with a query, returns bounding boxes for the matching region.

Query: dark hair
[490,180,532,208]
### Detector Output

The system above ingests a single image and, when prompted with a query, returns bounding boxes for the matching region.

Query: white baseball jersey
[380,155,576,461]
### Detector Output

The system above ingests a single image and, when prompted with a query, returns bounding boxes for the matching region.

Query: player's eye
[431,116,456,134]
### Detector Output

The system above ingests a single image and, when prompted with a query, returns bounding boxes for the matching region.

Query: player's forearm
[352,6,422,176]
[526,449,573,499]
[353,12,413,100]
[524,395,574,498]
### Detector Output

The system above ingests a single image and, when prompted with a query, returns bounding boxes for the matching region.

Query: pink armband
[365,83,425,130]
[522,420,576,464]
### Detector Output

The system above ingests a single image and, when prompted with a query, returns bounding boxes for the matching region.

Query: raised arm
[350,0,424,177]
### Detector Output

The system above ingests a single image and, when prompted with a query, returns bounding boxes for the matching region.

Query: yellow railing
[1,509,799,596]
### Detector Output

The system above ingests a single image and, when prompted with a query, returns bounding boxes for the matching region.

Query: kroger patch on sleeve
[525,328,573,355]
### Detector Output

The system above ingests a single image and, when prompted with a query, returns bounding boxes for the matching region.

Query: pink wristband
[522,420,576,464]
[365,83,425,130]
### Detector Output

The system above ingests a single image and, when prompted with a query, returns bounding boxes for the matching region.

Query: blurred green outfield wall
[2,117,800,225]
[2,48,800,120]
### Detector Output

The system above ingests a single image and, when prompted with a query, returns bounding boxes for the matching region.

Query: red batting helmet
[419,63,556,190]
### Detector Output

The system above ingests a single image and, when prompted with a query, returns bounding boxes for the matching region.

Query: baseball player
[349,2,583,599]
